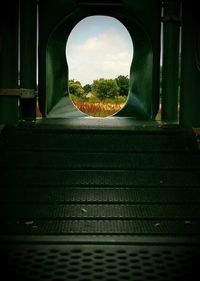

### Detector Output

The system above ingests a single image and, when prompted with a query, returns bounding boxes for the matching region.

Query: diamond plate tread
[1,187,200,203]
[1,151,200,170]
[1,204,200,219]
[1,219,200,235]
[1,169,200,186]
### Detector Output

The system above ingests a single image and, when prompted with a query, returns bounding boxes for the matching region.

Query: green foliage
[92,78,119,101]
[115,95,127,104]
[68,80,84,98]
[87,95,100,103]
[115,75,129,96]
[70,93,84,103]
[83,84,92,93]
[69,76,129,105]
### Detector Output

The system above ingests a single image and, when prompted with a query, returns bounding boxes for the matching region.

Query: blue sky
[66,16,133,86]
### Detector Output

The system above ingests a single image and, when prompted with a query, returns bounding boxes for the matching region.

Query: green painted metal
[0,122,200,280]
[0,1,20,126]
[161,0,181,122]
[180,1,200,127]
[20,0,37,119]
[0,0,199,125]
[0,96,19,126]
[38,0,161,118]
[0,2,19,88]
[1,1,200,277]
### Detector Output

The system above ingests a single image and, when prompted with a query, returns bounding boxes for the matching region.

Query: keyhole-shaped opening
[66,16,133,117]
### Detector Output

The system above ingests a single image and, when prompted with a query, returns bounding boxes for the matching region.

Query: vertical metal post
[179,1,200,127]
[20,0,37,119]
[0,1,20,125]
[161,0,181,122]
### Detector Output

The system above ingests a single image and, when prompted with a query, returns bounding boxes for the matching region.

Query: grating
[1,245,199,281]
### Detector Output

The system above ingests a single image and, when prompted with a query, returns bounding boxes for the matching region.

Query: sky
[66,16,134,86]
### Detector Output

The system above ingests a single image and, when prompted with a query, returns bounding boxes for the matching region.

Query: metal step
[0,120,200,280]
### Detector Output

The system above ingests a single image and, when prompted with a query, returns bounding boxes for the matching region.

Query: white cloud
[66,27,133,85]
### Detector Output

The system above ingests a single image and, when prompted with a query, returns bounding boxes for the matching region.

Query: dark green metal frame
[39,0,161,119]
[0,0,200,126]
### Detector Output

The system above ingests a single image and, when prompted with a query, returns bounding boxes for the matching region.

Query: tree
[68,80,84,98]
[92,78,119,101]
[115,75,129,96]
[83,84,92,93]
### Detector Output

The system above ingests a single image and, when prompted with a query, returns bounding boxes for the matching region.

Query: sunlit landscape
[66,16,133,117]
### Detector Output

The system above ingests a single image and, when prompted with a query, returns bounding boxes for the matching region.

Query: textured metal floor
[0,118,200,280]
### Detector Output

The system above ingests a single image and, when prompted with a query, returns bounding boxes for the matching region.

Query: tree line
[69,75,129,101]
